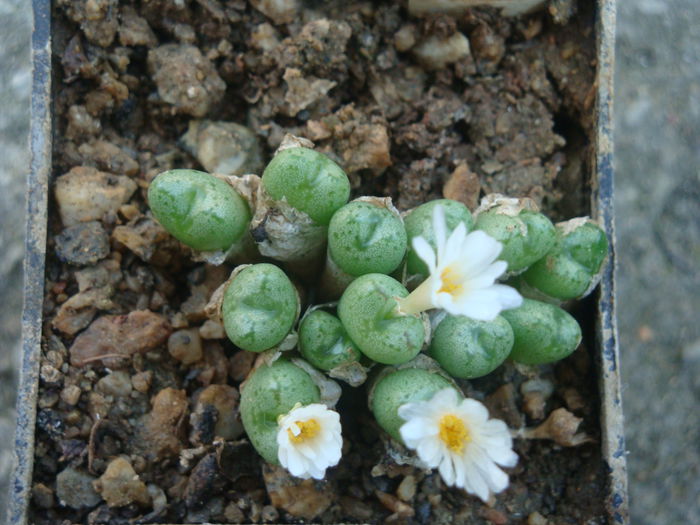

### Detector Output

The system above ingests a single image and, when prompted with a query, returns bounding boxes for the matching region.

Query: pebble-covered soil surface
[28,1,607,523]
[1,0,697,524]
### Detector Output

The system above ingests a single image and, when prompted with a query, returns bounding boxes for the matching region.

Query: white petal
[442,221,468,264]
[438,453,456,486]
[432,204,448,259]
[416,437,443,467]
[430,387,460,409]
[400,418,433,442]
[457,398,490,425]
[412,236,437,273]
[398,402,427,421]
[490,284,523,309]
[458,231,503,275]
[461,454,490,502]
[485,446,519,468]
[466,261,508,290]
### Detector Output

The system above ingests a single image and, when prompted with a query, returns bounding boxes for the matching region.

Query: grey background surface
[0,0,698,522]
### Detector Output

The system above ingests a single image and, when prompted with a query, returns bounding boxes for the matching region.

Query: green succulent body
[404,199,473,277]
[240,359,320,464]
[475,208,556,273]
[522,220,609,301]
[148,169,251,252]
[338,274,424,365]
[298,310,362,371]
[429,314,514,379]
[222,264,299,352]
[262,147,350,225]
[501,298,582,365]
[328,201,407,277]
[371,368,455,443]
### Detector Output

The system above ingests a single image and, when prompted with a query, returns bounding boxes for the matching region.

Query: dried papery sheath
[473,194,556,275]
[250,134,350,265]
[321,196,407,299]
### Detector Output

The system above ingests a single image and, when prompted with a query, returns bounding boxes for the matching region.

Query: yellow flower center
[288,418,321,444]
[439,414,471,453]
[438,266,463,296]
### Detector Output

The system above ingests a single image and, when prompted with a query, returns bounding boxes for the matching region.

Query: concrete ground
[0,0,698,523]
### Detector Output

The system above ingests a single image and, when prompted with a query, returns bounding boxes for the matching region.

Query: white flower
[277,403,342,479]
[399,388,518,502]
[396,204,522,321]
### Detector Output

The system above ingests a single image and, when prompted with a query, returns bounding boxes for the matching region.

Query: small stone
[136,388,189,461]
[443,163,481,210]
[283,68,337,117]
[263,463,333,519]
[481,507,508,524]
[528,511,550,525]
[191,385,243,443]
[262,505,279,522]
[66,104,102,139]
[413,32,471,70]
[131,370,153,393]
[224,501,245,523]
[250,23,280,52]
[96,371,133,397]
[112,217,177,265]
[375,490,415,518]
[77,140,139,176]
[94,457,151,508]
[484,383,523,429]
[118,6,157,47]
[56,467,101,509]
[168,329,203,365]
[229,350,256,382]
[199,320,225,340]
[32,483,54,509]
[60,385,82,406]
[521,378,554,420]
[180,120,264,176]
[69,310,171,368]
[148,44,226,117]
[394,24,417,52]
[52,287,115,336]
[396,475,417,502]
[55,221,110,266]
[250,0,299,25]
[55,166,137,227]
[183,453,220,509]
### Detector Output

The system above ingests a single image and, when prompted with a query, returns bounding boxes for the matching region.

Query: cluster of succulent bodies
[148,136,608,502]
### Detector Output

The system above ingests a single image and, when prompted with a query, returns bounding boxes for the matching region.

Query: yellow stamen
[439,414,470,453]
[438,266,463,296]
[288,418,321,444]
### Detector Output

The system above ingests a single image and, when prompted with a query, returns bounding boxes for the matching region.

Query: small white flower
[399,388,518,502]
[276,403,342,480]
[396,204,522,321]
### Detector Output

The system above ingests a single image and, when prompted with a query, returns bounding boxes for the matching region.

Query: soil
[31,1,606,523]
